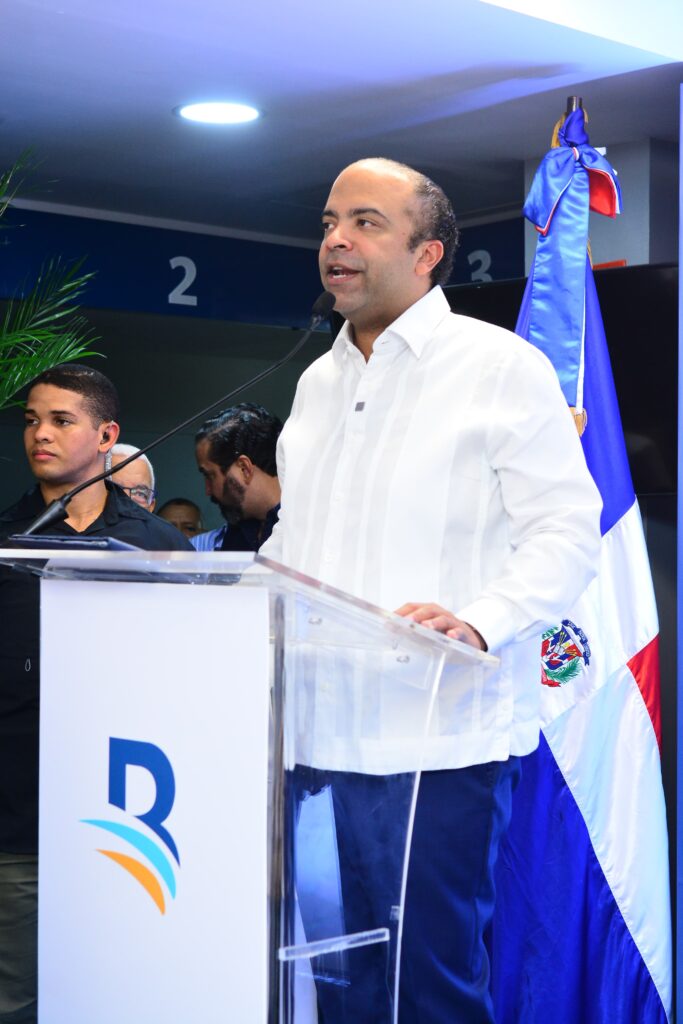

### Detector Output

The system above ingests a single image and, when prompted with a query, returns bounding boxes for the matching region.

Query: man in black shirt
[192,403,282,552]
[0,364,191,1023]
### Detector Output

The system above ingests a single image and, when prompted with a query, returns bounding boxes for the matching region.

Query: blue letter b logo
[108,738,179,864]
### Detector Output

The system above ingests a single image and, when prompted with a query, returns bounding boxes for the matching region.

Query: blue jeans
[291,758,521,1023]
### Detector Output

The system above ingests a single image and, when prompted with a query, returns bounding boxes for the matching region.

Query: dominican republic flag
[490,108,672,1023]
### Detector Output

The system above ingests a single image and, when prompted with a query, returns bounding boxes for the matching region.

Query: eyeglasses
[119,485,156,505]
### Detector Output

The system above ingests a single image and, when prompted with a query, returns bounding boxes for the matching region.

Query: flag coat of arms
[490,107,672,1024]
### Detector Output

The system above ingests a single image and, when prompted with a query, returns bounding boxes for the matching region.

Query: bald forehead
[111,454,152,487]
[333,159,419,194]
[326,162,422,227]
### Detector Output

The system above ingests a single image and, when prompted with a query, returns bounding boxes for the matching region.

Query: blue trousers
[291,758,521,1024]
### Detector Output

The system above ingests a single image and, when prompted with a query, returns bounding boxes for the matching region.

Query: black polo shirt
[0,483,193,853]
[219,504,280,551]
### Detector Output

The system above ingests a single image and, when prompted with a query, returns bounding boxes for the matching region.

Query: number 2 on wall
[168,256,198,306]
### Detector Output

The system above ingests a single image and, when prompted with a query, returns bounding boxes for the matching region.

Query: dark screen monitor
[444,263,678,496]
[329,263,677,495]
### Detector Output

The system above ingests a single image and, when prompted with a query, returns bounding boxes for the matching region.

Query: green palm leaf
[0,153,103,411]
[1,256,96,339]
[0,260,101,409]
[0,149,34,224]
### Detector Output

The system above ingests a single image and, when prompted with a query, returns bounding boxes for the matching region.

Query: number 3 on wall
[467,249,493,283]
[168,256,198,307]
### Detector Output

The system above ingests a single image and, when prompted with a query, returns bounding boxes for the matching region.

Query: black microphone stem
[20,293,335,536]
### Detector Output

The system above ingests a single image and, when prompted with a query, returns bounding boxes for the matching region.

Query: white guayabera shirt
[261,286,602,771]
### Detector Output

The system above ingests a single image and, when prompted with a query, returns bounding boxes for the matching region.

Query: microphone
[20,291,336,536]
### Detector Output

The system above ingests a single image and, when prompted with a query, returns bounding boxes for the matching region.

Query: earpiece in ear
[101,431,110,443]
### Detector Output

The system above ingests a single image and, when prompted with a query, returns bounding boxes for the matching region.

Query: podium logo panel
[81,737,180,914]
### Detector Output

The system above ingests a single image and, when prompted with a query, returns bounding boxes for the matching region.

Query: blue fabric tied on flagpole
[520,109,621,408]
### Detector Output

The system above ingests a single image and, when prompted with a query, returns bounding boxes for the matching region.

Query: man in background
[0,364,191,1023]
[108,442,156,511]
[157,497,203,539]
[192,402,282,553]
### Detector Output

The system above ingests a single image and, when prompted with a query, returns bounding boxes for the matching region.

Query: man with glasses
[108,443,156,511]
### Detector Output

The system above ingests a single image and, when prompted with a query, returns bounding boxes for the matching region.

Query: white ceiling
[2,0,682,243]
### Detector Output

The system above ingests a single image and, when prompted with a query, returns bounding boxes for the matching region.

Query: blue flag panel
[491,735,668,1024]
[516,258,635,536]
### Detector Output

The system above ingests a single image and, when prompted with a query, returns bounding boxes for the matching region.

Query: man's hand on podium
[394,602,488,651]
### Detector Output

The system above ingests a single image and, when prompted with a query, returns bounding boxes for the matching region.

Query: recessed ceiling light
[175,102,260,125]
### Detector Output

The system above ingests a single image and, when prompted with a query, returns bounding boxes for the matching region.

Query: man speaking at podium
[260,158,602,1022]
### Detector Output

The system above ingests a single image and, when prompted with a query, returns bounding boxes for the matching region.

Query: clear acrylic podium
[0,549,498,1024]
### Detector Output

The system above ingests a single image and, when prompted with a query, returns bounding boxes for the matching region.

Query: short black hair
[157,497,201,515]
[407,173,460,287]
[349,158,460,287]
[28,363,120,425]
[195,403,283,475]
